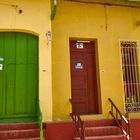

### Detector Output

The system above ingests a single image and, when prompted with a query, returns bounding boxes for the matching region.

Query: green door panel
[0,33,4,116]
[6,64,15,115]
[0,32,38,122]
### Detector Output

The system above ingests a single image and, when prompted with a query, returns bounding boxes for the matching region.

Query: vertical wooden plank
[86,53,98,114]
[5,65,16,115]
[0,33,4,116]
[27,34,38,114]
[15,32,27,114]
[5,32,16,115]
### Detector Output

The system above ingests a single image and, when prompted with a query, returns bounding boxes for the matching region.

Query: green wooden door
[0,32,38,122]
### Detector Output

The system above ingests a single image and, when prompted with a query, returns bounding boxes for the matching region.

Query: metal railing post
[38,100,43,140]
[108,98,130,140]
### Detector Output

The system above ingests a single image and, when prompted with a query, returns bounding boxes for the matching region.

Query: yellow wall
[1,0,140,122]
[0,0,52,121]
[52,0,140,120]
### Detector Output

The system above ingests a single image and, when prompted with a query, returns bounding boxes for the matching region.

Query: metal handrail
[108,98,131,140]
[38,100,43,140]
[69,99,85,140]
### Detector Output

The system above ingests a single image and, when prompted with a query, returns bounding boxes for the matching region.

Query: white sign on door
[0,57,4,61]
[75,63,83,69]
[76,43,84,49]
[0,64,3,70]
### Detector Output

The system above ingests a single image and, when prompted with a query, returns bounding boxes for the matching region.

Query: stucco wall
[0,0,52,121]
[52,0,140,120]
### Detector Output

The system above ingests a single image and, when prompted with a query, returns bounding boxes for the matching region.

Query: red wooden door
[70,40,98,115]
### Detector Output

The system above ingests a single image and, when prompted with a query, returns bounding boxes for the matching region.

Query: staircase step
[84,119,116,127]
[8,138,40,140]
[0,122,39,130]
[84,126,122,136]
[0,129,40,139]
[0,122,46,139]
[73,119,126,140]
[73,134,127,140]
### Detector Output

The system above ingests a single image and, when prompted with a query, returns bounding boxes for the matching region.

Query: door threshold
[127,112,140,119]
[0,117,38,123]
[80,114,103,120]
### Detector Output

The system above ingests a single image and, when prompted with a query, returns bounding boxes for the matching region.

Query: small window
[121,41,140,112]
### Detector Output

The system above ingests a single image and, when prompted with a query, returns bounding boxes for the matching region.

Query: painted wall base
[130,119,140,140]
[45,119,140,140]
[46,121,76,140]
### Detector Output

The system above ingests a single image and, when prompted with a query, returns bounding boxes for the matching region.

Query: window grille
[121,41,140,112]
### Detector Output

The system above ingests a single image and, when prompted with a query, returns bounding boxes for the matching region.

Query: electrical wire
[65,0,140,9]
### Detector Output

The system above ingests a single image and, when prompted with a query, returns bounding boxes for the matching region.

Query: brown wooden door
[70,40,98,115]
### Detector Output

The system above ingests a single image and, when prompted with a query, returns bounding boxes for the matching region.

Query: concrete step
[8,138,40,140]
[73,134,127,140]
[0,129,40,139]
[83,126,122,136]
[84,119,116,127]
[0,122,46,139]
[0,122,39,130]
